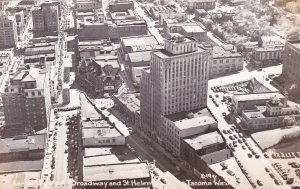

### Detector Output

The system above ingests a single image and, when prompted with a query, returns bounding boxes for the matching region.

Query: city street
[133,0,165,44]
[53,112,72,189]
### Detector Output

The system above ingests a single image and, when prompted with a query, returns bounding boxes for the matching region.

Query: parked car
[257,180,263,186]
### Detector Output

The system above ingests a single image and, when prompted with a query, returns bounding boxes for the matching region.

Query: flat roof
[242,106,266,119]
[128,51,152,63]
[187,0,216,2]
[0,159,44,174]
[0,134,46,154]
[213,46,242,58]
[165,108,216,131]
[181,25,205,33]
[116,93,140,112]
[183,131,224,151]
[121,35,158,47]
[83,162,150,182]
[84,154,139,166]
[82,127,123,138]
[153,46,206,59]
[234,92,284,102]
[94,57,120,68]
[0,171,41,189]
[82,119,111,128]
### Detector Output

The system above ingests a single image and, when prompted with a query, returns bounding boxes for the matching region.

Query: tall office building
[0,12,18,48]
[141,35,211,148]
[32,2,59,36]
[282,39,300,83]
[2,67,51,136]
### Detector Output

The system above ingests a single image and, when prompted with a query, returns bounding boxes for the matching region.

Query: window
[38,92,42,96]
[32,92,35,96]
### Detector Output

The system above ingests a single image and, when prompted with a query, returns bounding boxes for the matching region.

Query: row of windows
[25,91,42,96]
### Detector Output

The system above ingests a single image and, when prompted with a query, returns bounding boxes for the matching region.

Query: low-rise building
[228,0,246,6]
[181,131,231,174]
[210,45,244,78]
[127,51,152,84]
[79,40,113,59]
[112,93,140,126]
[159,12,187,25]
[82,126,125,147]
[77,9,147,40]
[258,35,284,48]
[186,0,216,11]
[76,0,102,12]
[241,96,300,132]
[0,134,46,162]
[77,56,122,97]
[120,35,160,55]
[163,21,207,42]
[109,0,134,12]
[83,162,152,188]
[231,92,285,115]
[251,45,284,65]
[147,5,177,19]
[162,108,218,156]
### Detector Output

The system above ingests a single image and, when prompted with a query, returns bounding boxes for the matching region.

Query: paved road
[133,0,165,44]
[53,113,71,188]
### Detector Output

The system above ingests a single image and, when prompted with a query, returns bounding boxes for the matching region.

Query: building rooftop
[212,46,242,58]
[166,108,216,131]
[181,25,205,33]
[94,57,120,69]
[255,45,284,52]
[0,159,44,174]
[82,119,112,128]
[128,51,152,63]
[83,162,150,182]
[234,92,285,102]
[82,127,123,138]
[183,131,224,151]
[121,35,159,48]
[116,93,140,112]
[242,106,266,119]
[153,45,207,59]
[84,153,139,166]
[0,171,41,189]
[260,35,284,44]
[187,0,216,2]
[0,134,46,154]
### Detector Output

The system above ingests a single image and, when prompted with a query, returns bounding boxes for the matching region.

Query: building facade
[141,35,210,149]
[108,0,133,12]
[2,68,51,136]
[77,57,122,97]
[186,0,216,11]
[0,14,18,48]
[76,0,102,12]
[210,46,244,78]
[231,92,285,115]
[32,2,59,36]
[241,96,300,132]
[282,40,300,84]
